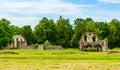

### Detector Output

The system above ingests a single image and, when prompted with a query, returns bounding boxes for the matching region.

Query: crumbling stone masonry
[38,44,63,50]
[12,35,27,48]
[5,35,27,49]
[79,32,108,52]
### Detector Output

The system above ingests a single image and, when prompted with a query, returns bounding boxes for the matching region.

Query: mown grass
[0,49,120,70]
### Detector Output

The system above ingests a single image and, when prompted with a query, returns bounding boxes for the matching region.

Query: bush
[44,40,52,46]
[32,43,39,48]
[112,47,120,50]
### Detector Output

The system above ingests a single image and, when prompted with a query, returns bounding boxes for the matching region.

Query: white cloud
[9,17,39,28]
[81,8,120,22]
[98,0,120,4]
[0,14,39,28]
[0,0,84,15]
[0,0,86,28]
[1,0,120,29]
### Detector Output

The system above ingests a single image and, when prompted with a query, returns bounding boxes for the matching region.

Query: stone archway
[13,35,27,48]
[94,45,102,52]
[83,45,92,51]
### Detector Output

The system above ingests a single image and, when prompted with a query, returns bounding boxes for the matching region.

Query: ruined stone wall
[6,35,27,49]
[44,46,63,50]
[13,35,27,48]
[79,32,108,52]
[19,44,63,50]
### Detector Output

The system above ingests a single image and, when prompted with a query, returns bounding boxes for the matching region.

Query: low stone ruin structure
[6,34,63,50]
[6,35,63,50]
[38,44,63,50]
[79,32,108,52]
[19,44,63,50]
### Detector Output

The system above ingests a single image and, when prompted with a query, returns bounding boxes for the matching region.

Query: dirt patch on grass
[51,52,87,55]
[52,52,76,54]
[107,51,120,54]
[0,51,19,55]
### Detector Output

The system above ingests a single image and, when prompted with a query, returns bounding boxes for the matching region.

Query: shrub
[112,47,120,50]
[44,40,52,46]
[32,43,39,48]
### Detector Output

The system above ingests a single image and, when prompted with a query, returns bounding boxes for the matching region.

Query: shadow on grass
[0,51,19,55]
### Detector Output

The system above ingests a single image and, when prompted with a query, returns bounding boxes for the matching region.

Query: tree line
[0,16,120,49]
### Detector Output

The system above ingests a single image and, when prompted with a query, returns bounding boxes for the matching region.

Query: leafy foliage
[0,18,13,48]
[108,19,120,49]
[20,25,35,45]
[34,17,57,44]
[10,25,21,35]
[44,40,52,46]
[0,17,120,49]
[56,16,73,48]
[32,43,39,48]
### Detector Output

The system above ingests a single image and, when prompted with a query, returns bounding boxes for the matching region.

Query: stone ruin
[5,35,63,50]
[38,44,63,50]
[20,44,63,50]
[79,32,108,52]
[5,35,27,49]
[11,35,27,49]
[6,35,63,50]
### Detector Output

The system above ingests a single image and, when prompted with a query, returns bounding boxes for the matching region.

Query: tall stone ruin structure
[79,32,108,52]
[12,35,27,48]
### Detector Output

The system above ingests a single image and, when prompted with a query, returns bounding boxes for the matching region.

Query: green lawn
[0,49,120,70]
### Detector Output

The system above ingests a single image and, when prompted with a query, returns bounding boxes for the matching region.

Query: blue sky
[0,0,120,28]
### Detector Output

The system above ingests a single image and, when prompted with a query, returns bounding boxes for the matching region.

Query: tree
[34,17,57,44]
[0,18,13,48]
[95,22,109,39]
[21,25,35,45]
[10,25,21,35]
[108,19,120,49]
[70,18,86,48]
[56,16,73,48]
[1,17,120,49]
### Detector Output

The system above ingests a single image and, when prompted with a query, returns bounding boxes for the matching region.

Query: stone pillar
[102,38,108,52]
[95,36,98,42]
[79,40,84,51]
[14,38,17,48]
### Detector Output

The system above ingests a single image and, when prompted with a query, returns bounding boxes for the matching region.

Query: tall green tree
[95,22,109,39]
[0,18,13,48]
[34,17,57,44]
[21,25,35,45]
[108,19,120,49]
[70,18,86,48]
[56,16,73,48]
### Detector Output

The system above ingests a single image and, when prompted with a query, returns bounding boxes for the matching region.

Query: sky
[0,0,120,28]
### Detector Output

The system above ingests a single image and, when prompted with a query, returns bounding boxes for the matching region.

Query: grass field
[0,49,120,70]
